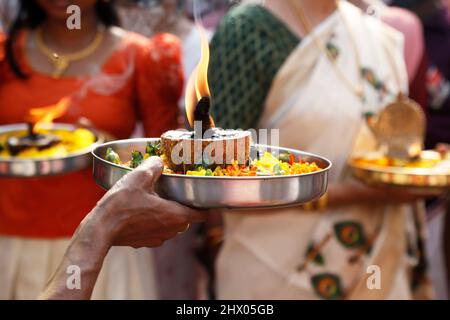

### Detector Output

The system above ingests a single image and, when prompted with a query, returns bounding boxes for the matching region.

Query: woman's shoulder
[108,28,183,92]
[381,6,423,34]
[110,27,181,59]
[212,4,297,47]
[222,4,271,23]
[381,7,424,75]
[380,6,424,48]
[217,4,279,33]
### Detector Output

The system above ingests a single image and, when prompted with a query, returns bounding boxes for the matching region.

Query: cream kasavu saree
[216,1,432,300]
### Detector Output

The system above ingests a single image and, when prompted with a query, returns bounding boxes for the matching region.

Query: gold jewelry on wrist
[303,202,314,211]
[317,192,329,211]
[301,192,328,212]
[207,226,224,246]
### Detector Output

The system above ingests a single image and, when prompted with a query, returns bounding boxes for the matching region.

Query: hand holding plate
[91,156,206,248]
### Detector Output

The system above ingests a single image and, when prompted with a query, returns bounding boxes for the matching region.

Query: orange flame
[27,97,70,133]
[185,24,215,128]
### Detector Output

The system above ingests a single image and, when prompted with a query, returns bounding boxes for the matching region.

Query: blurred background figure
[151,0,203,80]
[0,0,227,300]
[118,0,228,80]
[390,0,450,300]
[185,0,232,29]
[351,0,427,107]
[115,0,162,37]
[208,0,434,299]
[0,0,182,299]
[0,0,18,32]
[391,0,450,149]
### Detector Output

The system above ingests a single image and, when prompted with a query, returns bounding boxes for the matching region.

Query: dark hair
[5,0,121,79]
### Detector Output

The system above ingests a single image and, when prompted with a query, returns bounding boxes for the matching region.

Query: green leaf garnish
[145,141,161,157]
[130,151,144,168]
[279,152,290,163]
[105,147,121,164]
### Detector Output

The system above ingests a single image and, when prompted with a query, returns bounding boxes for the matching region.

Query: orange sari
[0,30,183,238]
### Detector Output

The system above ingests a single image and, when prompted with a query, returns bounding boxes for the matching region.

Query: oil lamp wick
[194,96,213,135]
[26,122,38,140]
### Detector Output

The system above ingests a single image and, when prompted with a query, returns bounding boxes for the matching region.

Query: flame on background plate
[27,97,70,134]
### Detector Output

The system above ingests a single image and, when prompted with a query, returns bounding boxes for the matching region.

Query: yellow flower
[186,169,207,176]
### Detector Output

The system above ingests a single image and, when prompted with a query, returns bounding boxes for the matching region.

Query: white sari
[216,1,431,300]
[0,236,158,300]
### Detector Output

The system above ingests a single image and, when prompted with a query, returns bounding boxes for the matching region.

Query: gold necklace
[35,28,105,78]
[289,0,366,101]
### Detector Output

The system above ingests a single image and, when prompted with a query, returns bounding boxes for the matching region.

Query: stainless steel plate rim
[92,138,332,180]
[92,138,332,209]
[0,123,102,162]
[349,160,450,177]
[0,123,105,177]
[349,157,450,190]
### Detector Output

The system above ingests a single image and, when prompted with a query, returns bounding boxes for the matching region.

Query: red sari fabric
[0,30,183,238]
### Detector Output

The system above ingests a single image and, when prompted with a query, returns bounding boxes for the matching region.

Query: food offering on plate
[352,150,450,169]
[350,96,450,191]
[349,150,450,191]
[0,126,96,159]
[0,98,104,177]
[93,138,331,209]
[104,139,322,177]
[93,63,329,208]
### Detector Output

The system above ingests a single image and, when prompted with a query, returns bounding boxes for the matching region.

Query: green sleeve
[208,5,299,130]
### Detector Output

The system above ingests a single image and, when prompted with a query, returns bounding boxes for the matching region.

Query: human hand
[85,156,206,248]
[39,156,206,300]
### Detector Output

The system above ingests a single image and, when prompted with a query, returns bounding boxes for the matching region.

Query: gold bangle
[207,227,224,246]
[317,192,329,211]
[207,227,224,241]
[303,202,314,211]
[302,192,328,212]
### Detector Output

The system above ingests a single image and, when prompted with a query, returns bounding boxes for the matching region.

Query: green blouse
[208,5,300,129]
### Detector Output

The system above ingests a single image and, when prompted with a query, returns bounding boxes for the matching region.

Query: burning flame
[185,24,215,128]
[27,97,70,133]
